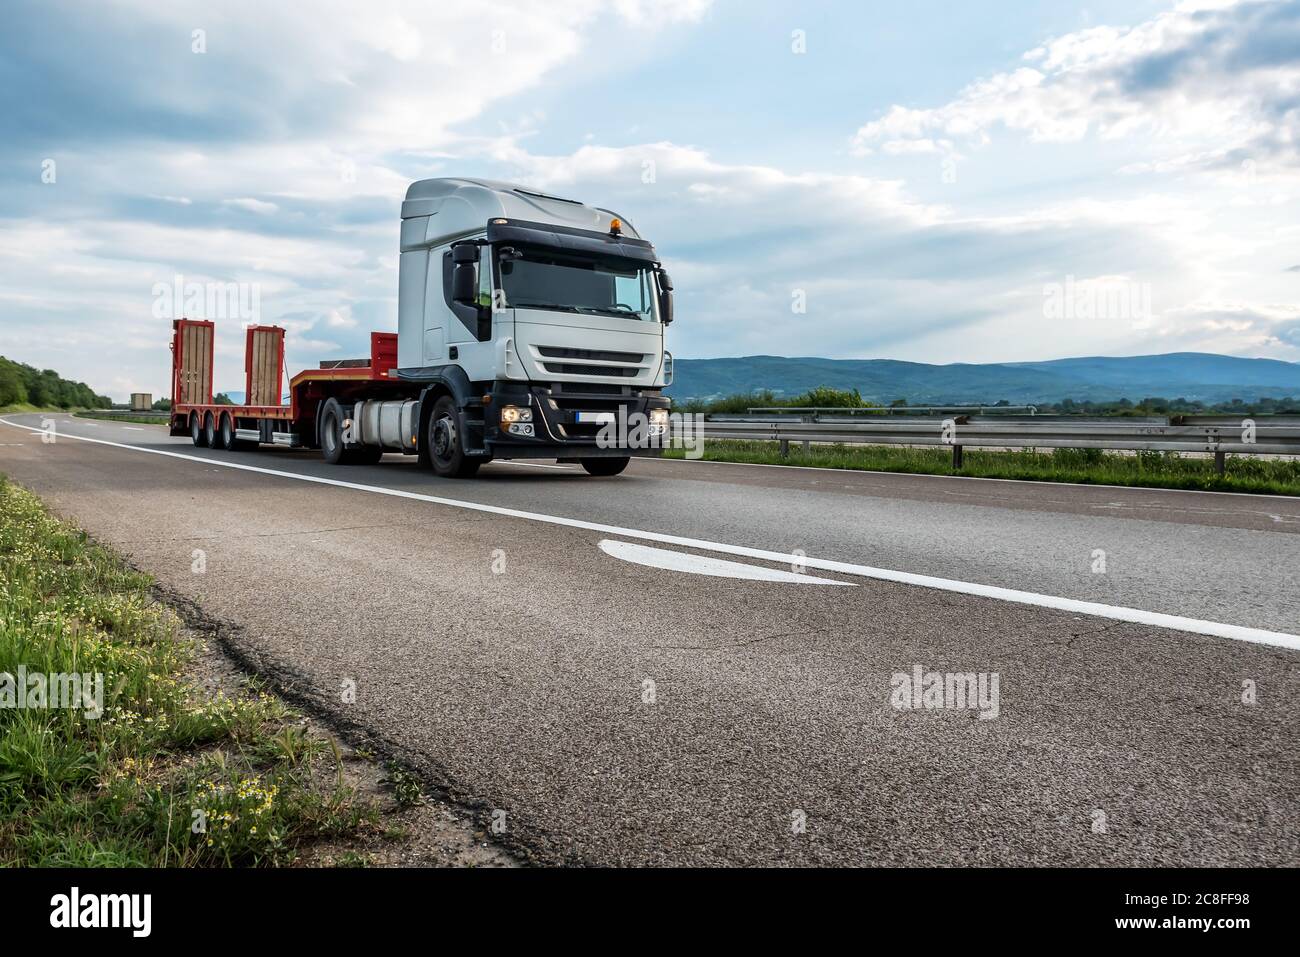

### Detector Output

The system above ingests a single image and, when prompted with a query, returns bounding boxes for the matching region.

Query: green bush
[676,387,877,414]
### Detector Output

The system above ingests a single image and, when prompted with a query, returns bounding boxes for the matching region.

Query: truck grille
[541,363,639,377]
[553,382,631,395]
[536,346,644,363]
[532,344,647,379]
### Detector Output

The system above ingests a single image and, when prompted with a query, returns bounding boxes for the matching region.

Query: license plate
[575,411,616,424]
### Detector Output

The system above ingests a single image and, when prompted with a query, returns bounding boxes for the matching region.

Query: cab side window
[478,247,494,311]
[441,244,492,342]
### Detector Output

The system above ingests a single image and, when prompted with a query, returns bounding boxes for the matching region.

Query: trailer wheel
[190,413,207,447]
[580,457,630,477]
[203,412,217,448]
[218,412,248,451]
[428,395,480,478]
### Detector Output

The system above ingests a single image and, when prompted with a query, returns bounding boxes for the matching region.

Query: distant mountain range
[665,353,1300,405]
[215,352,1300,406]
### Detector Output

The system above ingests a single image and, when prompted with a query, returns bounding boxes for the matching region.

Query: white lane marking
[599,539,853,586]
[492,461,575,470]
[4,414,1298,651]
[122,426,145,431]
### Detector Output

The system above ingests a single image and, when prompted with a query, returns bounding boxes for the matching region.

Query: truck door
[442,245,497,380]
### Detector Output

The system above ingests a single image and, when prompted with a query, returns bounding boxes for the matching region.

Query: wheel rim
[323,413,338,456]
[432,414,456,464]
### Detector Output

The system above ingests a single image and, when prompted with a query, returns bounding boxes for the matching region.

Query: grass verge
[0,475,376,865]
[663,440,1300,496]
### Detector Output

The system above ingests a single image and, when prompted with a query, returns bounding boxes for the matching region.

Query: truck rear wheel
[190,413,207,447]
[428,395,480,478]
[580,457,630,477]
[320,399,351,464]
[319,399,383,465]
[203,412,217,448]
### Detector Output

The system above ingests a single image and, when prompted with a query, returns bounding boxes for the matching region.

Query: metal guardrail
[78,409,170,422]
[747,404,1040,416]
[703,413,1300,474]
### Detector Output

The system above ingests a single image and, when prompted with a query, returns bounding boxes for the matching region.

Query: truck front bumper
[483,383,670,459]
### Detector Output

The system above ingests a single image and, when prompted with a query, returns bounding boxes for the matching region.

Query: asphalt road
[2,412,1297,866]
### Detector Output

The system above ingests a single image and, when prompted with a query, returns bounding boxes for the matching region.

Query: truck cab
[394,178,673,476]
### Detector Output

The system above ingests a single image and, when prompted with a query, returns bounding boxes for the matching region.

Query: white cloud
[97,0,687,150]
[1157,299,1300,356]
[851,1,1300,177]
[222,198,279,215]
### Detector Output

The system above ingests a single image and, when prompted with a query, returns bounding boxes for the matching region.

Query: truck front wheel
[428,395,480,478]
[580,456,630,477]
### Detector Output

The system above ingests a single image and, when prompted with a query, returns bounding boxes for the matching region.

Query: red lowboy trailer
[168,318,408,462]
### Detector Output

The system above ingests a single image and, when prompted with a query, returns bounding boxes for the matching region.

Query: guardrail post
[779,439,790,458]
[1214,450,1226,476]
[952,444,964,469]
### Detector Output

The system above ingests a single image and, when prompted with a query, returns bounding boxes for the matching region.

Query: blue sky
[2,0,1298,399]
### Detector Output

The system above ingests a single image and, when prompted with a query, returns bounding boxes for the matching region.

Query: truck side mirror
[658,270,674,325]
[452,263,478,304]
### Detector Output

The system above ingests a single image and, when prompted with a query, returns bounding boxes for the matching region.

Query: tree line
[0,356,112,409]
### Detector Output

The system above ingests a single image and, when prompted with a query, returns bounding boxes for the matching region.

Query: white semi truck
[170,178,674,478]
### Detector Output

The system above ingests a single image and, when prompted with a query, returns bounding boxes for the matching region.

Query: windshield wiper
[510,301,639,318]
[509,300,581,313]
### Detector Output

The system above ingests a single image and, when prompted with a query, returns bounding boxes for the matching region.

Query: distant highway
[2,412,1297,865]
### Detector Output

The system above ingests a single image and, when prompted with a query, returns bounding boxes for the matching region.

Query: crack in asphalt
[651,631,804,651]
[112,523,408,544]
[143,579,547,867]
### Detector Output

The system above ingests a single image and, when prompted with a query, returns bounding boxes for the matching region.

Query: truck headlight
[500,405,533,425]
[649,408,669,426]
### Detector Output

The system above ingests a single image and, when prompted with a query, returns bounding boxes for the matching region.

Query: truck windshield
[499,248,658,321]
